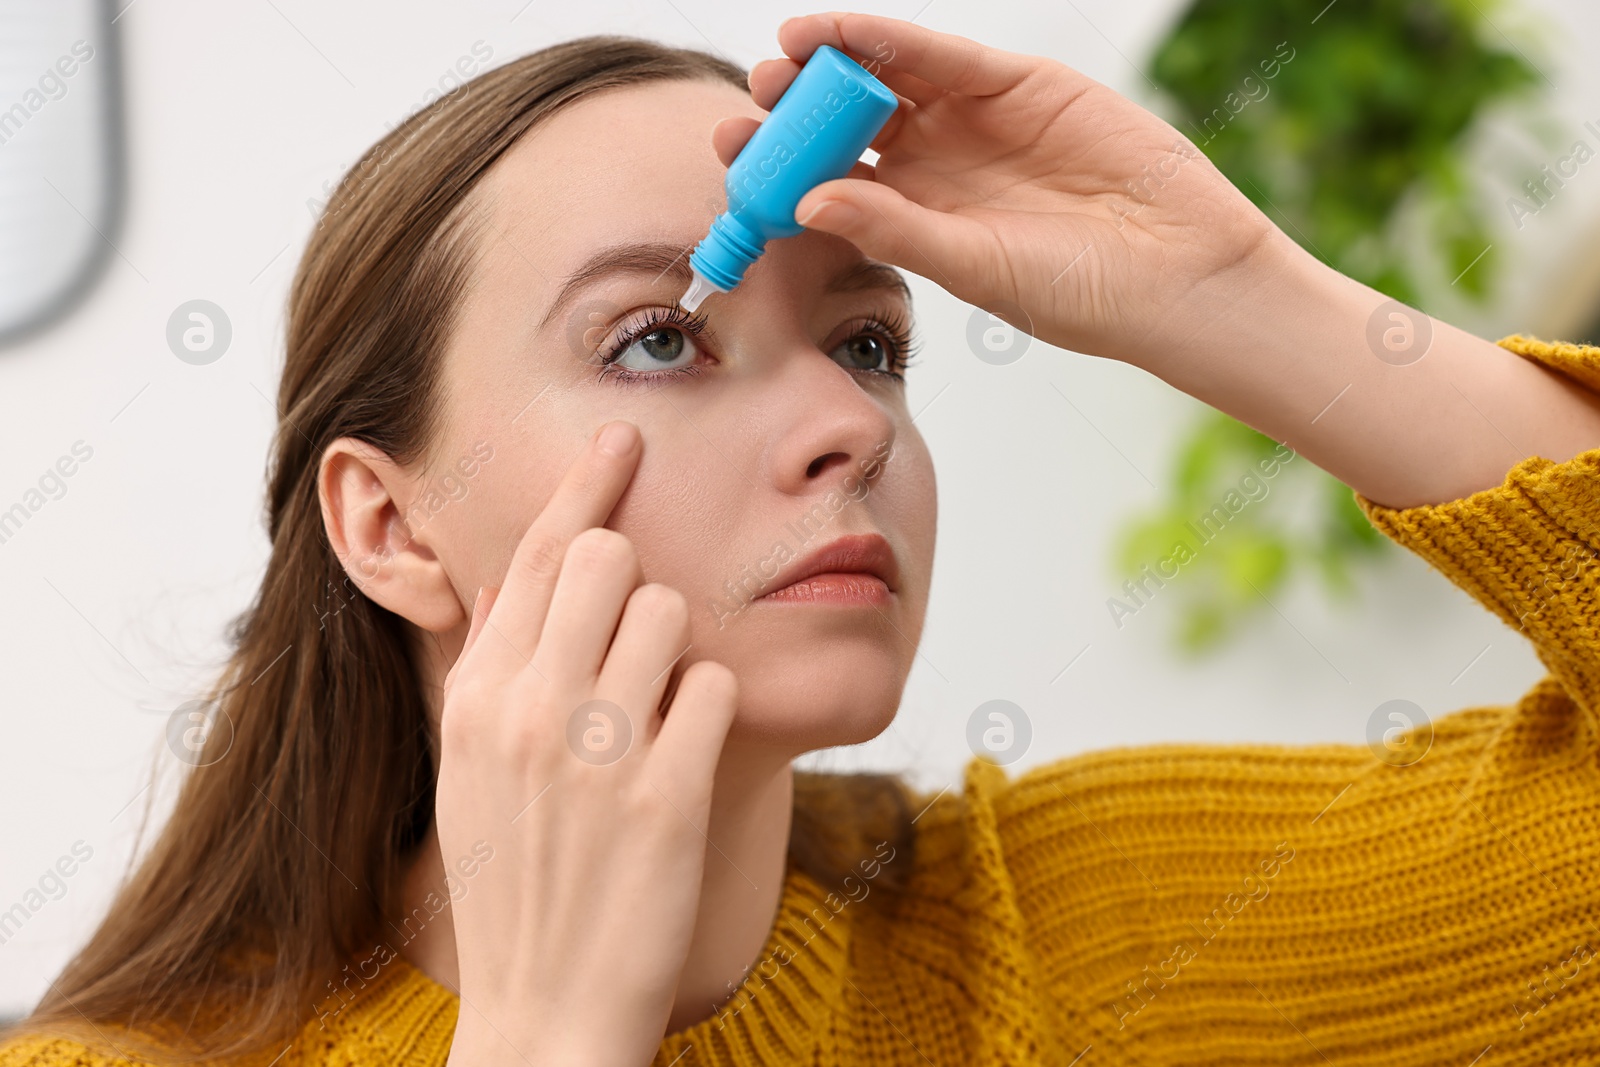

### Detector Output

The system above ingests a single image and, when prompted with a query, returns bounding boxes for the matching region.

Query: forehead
[480,77,762,250]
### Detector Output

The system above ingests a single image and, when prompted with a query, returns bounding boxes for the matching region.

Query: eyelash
[595,304,921,387]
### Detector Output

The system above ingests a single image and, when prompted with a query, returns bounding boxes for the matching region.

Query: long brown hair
[4,34,914,1066]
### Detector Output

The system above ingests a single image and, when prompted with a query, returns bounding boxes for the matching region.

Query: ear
[317,437,465,634]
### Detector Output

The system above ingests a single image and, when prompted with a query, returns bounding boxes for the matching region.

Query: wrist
[1156,222,1295,357]
[1137,226,1372,419]
[1099,203,1300,369]
[448,1001,657,1067]
[1110,219,1599,508]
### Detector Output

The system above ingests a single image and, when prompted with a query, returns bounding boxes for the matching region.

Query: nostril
[806,452,850,479]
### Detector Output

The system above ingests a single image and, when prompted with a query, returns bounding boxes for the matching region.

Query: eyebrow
[826,259,913,306]
[533,240,912,332]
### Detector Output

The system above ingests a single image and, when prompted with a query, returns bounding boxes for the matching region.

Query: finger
[747,56,801,112]
[467,585,498,650]
[748,55,916,150]
[750,54,930,111]
[868,65,946,109]
[529,527,644,686]
[461,585,497,664]
[647,660,738,803]
[443,585,498,696]
[596,583,691,745]
[795,176,995,285]
[842,158,876,184]
[712,116,760,169]
[776,11,1034,97]
[480,421,641,676]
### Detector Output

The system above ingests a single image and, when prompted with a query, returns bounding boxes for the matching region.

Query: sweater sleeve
[1351,333,1600,725]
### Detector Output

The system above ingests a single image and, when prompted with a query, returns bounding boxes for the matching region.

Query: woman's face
[416,77,936,754]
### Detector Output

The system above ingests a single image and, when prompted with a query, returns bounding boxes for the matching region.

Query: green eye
[614,326,696,372]
[596,305,712,387]
[828,314,918,380]
[833,334,891,372]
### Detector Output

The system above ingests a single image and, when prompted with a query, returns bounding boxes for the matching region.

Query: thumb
[795,178,991,288]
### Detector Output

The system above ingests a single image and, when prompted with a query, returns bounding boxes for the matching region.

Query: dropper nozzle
[679,270,722,313]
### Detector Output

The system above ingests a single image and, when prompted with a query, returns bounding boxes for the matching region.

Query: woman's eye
[831,334,893,373]
[612,326,700,373]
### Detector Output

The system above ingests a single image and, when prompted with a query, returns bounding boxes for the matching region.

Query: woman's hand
[436,420,738,1067]
[714,10,1283,369]
[718,11,1600,510]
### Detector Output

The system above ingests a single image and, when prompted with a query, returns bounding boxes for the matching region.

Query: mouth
[755,532,900,606]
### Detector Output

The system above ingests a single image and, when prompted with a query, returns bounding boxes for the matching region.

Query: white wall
[2,0,1594,1012]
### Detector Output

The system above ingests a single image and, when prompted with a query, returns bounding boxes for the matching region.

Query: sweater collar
[361,860,853,1066]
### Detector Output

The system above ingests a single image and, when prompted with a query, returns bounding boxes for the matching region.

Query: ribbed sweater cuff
[1353,334,1600,734]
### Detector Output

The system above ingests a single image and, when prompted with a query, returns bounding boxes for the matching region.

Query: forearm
[1141,230,1600,510]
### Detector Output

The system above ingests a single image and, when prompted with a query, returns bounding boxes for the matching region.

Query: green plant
[1117,0,1548,654]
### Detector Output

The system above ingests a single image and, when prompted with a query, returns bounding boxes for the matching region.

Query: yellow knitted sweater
[6,333,1600,1066]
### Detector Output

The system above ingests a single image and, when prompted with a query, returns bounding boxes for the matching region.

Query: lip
[756,532,900,603]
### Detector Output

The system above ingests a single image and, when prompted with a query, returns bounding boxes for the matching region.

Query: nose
[757,348,899,498]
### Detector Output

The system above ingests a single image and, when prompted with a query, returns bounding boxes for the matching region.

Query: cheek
[606,445,742,616]
[461,465,564,588]
[884,431,937,573]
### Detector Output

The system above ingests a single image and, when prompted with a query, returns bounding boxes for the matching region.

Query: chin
[715,641,910,754]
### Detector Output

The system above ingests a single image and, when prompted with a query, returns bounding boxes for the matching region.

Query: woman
[5,10,1600,1066]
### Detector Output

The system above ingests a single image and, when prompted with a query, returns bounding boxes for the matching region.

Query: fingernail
[597,421,635,456]
[798,199,851,228]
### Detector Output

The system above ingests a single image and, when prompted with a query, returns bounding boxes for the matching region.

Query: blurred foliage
[1120,0,1547,654]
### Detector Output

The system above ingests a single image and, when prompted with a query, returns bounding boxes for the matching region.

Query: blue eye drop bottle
[679,45,898,311]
